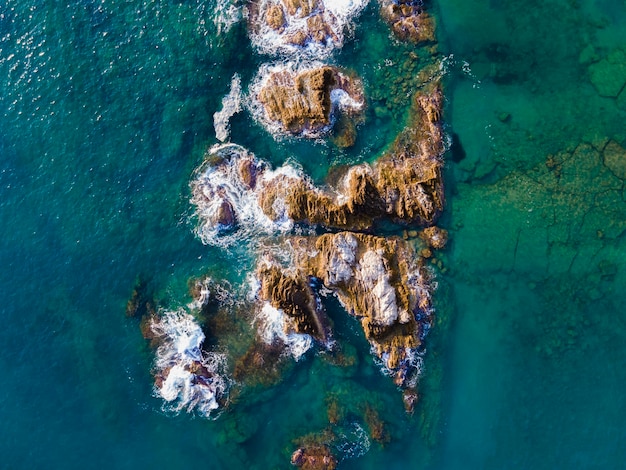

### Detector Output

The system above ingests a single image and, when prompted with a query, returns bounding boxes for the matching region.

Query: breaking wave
[247,0,369,58]
[256,301,314,361]
[150,309,229,418]
[190,143,310,247]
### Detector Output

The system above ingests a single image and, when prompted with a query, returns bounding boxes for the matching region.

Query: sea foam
[150,309,228,417]
[213,74,242,142]
[190,143,309,247]
[247,0,369,58]
[256,301,313,361]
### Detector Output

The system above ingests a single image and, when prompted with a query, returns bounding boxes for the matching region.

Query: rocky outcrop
[380,0,436,44]
[257,265,332,344]
[256,232,433,387]
[283,85,445,228]
[193,86,444,245]
[251,63,364,137]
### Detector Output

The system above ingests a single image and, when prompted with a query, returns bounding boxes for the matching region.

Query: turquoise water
[1,0,625,468]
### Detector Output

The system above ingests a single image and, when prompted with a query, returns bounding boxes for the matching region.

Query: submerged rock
[250,62,364,138]
[380,0,436,44]
[256,232,433,387]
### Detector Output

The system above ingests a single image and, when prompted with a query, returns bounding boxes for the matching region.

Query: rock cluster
[380,0,436,44]
[281,85,445,228]
[252,63,364,137]
[193,84,443,242]
[247,0,365,56]
[256,232,433,387]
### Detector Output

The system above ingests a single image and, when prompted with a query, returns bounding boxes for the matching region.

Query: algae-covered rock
[602,139,626,180]
[380,0,436,44]
[588,48,626,98]
[291,444,338,469]
[251,63,364,138]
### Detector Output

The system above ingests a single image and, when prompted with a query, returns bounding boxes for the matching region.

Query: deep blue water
[1,0,625,468]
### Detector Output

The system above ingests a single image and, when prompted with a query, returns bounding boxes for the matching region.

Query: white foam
[190,143,306,247]
[213,74,242,142]
[256,301,313,361]
[335,422,371,460]
[248,0,369,58]
[150,309,228,418]
[213,0,243,35]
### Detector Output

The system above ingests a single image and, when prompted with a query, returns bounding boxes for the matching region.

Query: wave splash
[247,0,369,58]
[213,74,242,142]
[150,308,229,418]
[190,143,309,247]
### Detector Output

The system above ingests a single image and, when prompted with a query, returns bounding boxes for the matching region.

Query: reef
[380,0,436,44]
[251,63,364,137]
[256,231,433,388]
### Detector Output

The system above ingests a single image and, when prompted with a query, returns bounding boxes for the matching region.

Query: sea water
[1,0,625,468]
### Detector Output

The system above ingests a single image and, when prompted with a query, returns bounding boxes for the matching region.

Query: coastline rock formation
[247,0,368,57]
[380,0,436,44]
[193,85,444,243]
[250,63,364,137]
[255,232,433,387]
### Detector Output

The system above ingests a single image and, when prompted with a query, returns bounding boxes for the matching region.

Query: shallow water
[1,0,625,468]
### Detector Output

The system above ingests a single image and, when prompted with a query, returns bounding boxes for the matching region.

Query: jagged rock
[265,3,286,30]
[195,87,444,242]
[380,0,436,44]
[257,265,332,343]
[283,85,445,227]
[253,64,364,137]
[257,232,433,387]
[291,445,337,470]
[419,226,448,249]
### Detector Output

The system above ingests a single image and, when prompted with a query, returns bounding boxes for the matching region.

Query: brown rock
[419,226,448,249]
[257,265,332,344]
[216,198,236,228]
[381,0,437,44]
[273,85,445,228]
[291,445,337,470]
[259,232,433,387]
[255,65,364,136]
[257,66,335,133]
[283,0,319,17]
[265,3,286,31]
